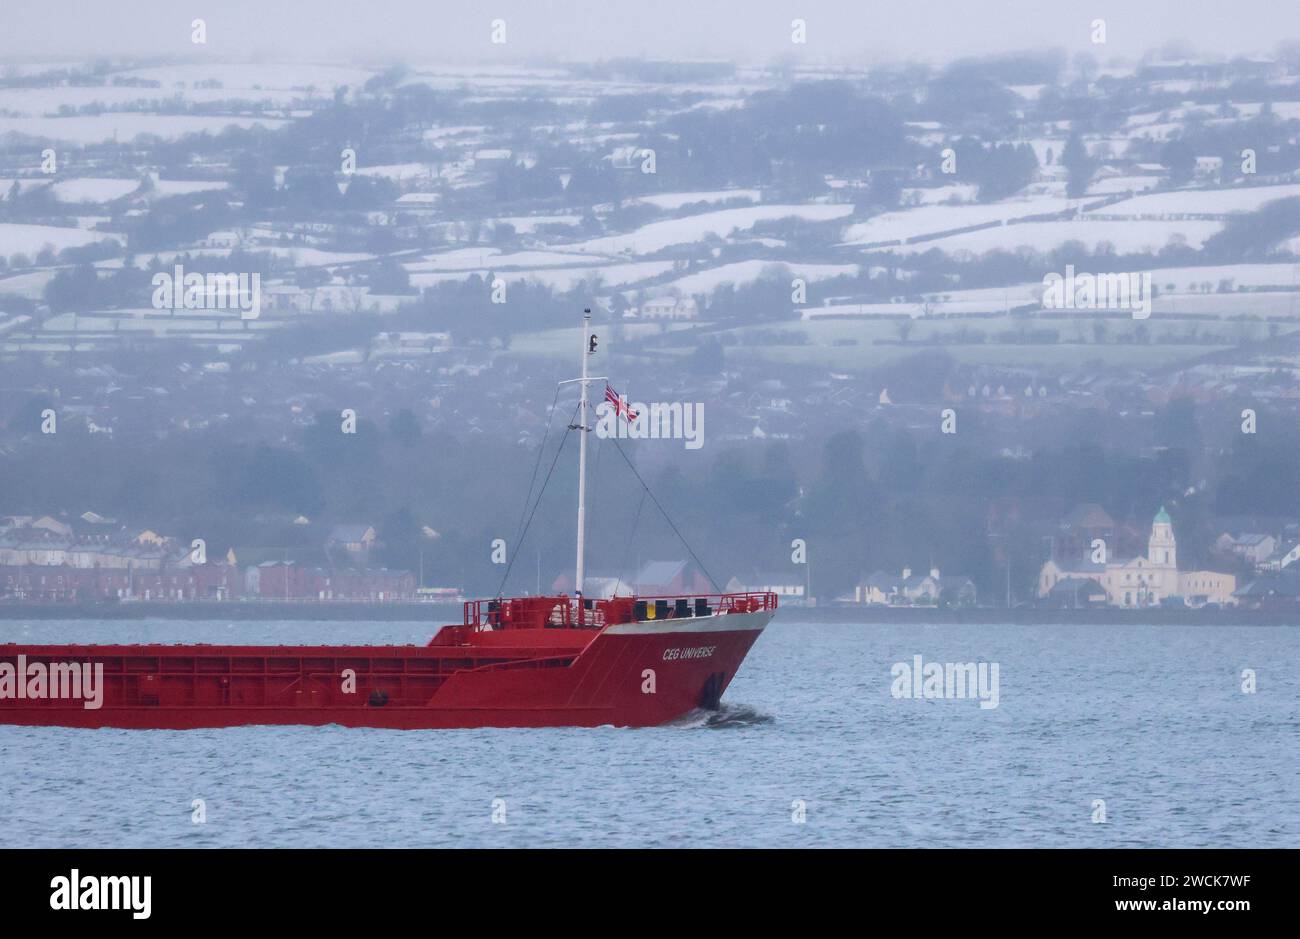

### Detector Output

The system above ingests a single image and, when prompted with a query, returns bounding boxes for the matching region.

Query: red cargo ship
[0,312,777,729]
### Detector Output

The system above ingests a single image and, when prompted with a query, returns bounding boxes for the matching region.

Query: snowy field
[0,114,286,144]
[0,269,57,299]
[485,215,583,233]
[840,195,1086,246]
[1087,176,1162,195]
[899,184,979,205]
[114,63,375,98]
[404,248,609,273]
[1144,292,1300,317]
[666,260,858,294]
[0,222,119,257]
[877,219,1223,256]
[629,189,762,210]
[1095,184,1300,216]
[569,204,853,255]
[48,178,139,203]
[1126,101,1300,127]
[408,260,674,291]
[803,264,1300,320]
[802,299,1014,319]
[1144,263,1300,291]
[355,163,442,182]
[153,180,230,197]
[92,246,374,268]
[0,74,353,114]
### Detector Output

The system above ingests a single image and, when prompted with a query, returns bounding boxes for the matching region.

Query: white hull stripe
[602,610,773,635]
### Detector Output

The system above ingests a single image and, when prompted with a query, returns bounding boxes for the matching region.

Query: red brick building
[0,563,241,602]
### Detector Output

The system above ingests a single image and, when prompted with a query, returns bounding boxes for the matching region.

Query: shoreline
[0,601,1295,626]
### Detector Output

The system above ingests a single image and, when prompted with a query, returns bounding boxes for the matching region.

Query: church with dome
[1038,507,1237,608]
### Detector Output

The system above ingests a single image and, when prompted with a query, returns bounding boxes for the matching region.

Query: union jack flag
[604,384,638,422]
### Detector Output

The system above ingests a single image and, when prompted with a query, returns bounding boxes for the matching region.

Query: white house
[639,297,698,321]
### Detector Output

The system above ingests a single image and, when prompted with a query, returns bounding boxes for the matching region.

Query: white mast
[575,308,592,604]
[557,309,604,611]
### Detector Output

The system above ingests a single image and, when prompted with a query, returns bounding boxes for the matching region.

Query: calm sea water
[1,618,1296,848]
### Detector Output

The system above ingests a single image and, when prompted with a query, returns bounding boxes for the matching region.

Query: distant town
[2,502,1297,611]
[2,48,1300,614]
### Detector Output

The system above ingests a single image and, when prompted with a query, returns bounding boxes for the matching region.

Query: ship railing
[463,591,777,631]
[628,591,778,619]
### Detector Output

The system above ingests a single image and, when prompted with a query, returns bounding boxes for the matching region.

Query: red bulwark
[0,593,776,729]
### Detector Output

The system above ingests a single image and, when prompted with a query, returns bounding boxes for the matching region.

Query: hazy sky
[1,0,1295,66]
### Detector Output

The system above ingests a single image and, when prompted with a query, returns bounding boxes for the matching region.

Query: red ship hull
[0,597,775,729]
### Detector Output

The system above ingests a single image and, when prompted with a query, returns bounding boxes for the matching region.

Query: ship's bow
[575,607,773,725]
